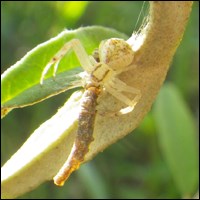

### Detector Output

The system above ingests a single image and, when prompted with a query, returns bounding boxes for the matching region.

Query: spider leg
[40,39,95,84]
[105,77,141,115]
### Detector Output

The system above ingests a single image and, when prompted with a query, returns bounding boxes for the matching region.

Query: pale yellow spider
[40,38,141,186]
[40,38,141,115]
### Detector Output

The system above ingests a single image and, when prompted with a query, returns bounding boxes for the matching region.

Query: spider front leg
[105,77,141,115]
[40,39,95,84]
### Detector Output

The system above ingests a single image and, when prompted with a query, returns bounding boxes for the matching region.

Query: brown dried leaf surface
[87,1,193,160]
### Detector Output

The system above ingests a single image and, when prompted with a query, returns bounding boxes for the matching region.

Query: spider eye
[92,49,100,62]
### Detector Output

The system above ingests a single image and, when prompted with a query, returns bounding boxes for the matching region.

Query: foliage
[1,2,199,199]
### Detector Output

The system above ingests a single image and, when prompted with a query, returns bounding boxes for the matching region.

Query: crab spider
[40,38,141,115]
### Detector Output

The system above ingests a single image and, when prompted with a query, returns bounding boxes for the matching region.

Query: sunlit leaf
[1,26,127,117]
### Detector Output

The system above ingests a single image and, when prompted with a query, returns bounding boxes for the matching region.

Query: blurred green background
[1,2,199,199]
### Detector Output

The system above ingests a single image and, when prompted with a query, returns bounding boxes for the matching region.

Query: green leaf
[153,83,198,196]
[77,163,109,199]
[1,26,127,117]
